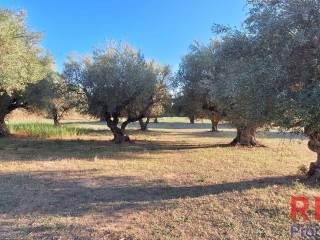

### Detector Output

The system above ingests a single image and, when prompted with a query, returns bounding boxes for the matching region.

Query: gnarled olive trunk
[0,114,8,137]
[106,118,130,144]
[0,95,11,137]
[305,126,320,178]
[189,115,195,124]
[139,118,150,131]
[230,126,257,146]
[0,93,24,137]
[52,108,59,125]
[210,115,221,132]
[211,120,218,132]
[110,123,130,144]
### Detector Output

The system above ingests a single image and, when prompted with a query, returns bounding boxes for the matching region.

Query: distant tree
[197,109,223,132]
[64,42,162,143]
[138,91,169,130]
[0,9,49,136]
[178,89,201,124]
[28,72,87,125]
[137,64,171,131]
[50,77,86,125]
[177,42,223,130]
[160,94,174,118]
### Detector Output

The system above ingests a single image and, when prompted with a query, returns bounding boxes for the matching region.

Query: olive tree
[171,91,201,124]
[0,9,49,136]
[29,72,87,125]
[137,64,171,131]
[64,43,161,143]
[177,27,278,145]
[204,29,279,146]
[245,0,320,175]
[205,0,320,150]
[49,76,86,125]
[177,42,223,130]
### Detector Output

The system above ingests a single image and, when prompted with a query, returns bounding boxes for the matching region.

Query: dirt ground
[0,118,317,239]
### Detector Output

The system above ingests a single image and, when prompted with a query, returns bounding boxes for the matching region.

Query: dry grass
[0,118,318,239]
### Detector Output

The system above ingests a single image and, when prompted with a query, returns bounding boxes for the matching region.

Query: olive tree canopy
[136,64,171,131]
[64,42,167,143]
[27,72,87,125]
[0,8,50,136]
[177,42,223,130]
[245,0,320,175]
[203,29,280,146]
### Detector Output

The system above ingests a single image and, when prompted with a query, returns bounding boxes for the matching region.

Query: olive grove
[1,0,320,178]
[177,0,320,176]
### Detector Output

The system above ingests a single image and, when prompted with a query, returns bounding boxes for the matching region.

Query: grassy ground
[8,122,91,138]
[0,117,318,239]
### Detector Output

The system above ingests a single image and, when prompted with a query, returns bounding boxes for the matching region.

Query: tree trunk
[108,121,130,144]
[0,94,10,137]
[106,117,130,144]
[154,118,158,123]
[189,115,195,124]
[210,116,220,132]
[0,114,8,137]
[139,118,150,131]
[113,130,130,144]
[210,114,222,132]
[0,93,21,137]
[305,127,320,178]
[52,108,60,125]
[53,114,59,125]
[121,120,129,132]
[211,120,218,132]
[230,126,257,147]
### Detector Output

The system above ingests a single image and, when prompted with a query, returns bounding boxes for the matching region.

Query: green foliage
[63,42,171,142]
[7,122,90,138]
[245,0,320,133]
[64,43,159,118]
[0,7,50,136]
[0,8,48,93]
[176,0,320,147]
[177,0,320,135]
[26,72,87,124]
[126,63,171,119]
[176,42,213,119]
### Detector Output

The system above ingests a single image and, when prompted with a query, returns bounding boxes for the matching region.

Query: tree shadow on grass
[0,136,232,162]
[64,120,306,141]
[69,127,172,137]
[64,120,231,131]
[176,129,306,141]
[0,170,298,218]
[143,122,231,130]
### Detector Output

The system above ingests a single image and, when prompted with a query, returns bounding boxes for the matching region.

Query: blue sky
[2,0,247,72]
